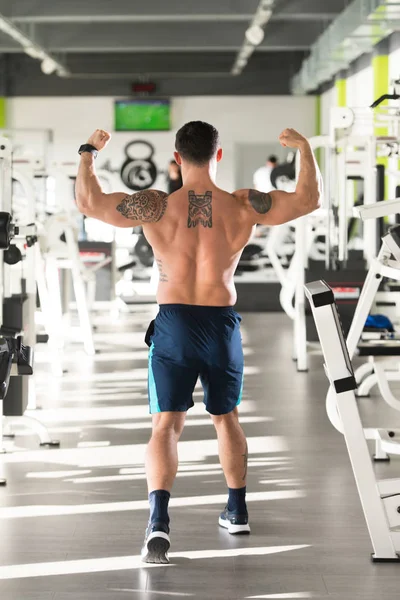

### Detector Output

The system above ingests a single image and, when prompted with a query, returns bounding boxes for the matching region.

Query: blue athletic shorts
[146,304,244,415]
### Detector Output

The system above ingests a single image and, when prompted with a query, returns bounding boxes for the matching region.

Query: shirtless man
[75,121,321,564]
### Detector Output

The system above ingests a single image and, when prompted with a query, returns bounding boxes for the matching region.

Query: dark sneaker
[141,521,171,564]
[219,505,251,535]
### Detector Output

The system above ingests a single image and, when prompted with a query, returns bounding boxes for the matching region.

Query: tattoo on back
[188,190,212,228]
[249,190,272,215]
[156,258,168,283]
[116,190,168,222]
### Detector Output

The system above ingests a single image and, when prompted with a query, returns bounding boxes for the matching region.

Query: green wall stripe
[373,54,389,138]
[335,78,347,107]
[373,53,389,199]
[0,98,6,128]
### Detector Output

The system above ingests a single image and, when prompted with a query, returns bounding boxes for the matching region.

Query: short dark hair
[267,155,278,164]
[175,121,220,166]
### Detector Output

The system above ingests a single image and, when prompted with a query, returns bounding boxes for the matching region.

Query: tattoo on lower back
[187,191,212,228]
[116,190,168,222]
[242,442,248,482]
[249,190,272,215]
[156,258,168,283]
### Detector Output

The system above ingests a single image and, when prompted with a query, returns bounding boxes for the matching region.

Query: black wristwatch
[78,144,98,159]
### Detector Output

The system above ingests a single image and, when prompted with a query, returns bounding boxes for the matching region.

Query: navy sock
[228,486,247,515]
[149,489,170,525]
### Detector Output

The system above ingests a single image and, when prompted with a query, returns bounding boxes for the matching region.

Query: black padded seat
[358,341,400,356]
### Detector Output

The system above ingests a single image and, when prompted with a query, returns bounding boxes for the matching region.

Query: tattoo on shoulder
[249,190,272,215]
[187,190,212,228]
[116,190,168,222]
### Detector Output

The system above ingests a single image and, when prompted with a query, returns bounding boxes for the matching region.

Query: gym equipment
[323,191,400,458]
[0,335,34,486]
[135,234,154,268]
[0,138,60,471]
[0,212,12,248]
[236,242,270,273]
[12,164,64,380]
[3,245,22,266]
[370,85,400,109]
[270,154,296,192]
[306,280,400,562]
[340,224,400,431]
[120,141,158,191]
[40,209,96,356]
[285,85,400,371]
[32,165,117,355]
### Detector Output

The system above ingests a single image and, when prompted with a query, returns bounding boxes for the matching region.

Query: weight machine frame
[305,280,400,562]
[341,201,400,431]
[293,99,400,372]
[0,139,59,459]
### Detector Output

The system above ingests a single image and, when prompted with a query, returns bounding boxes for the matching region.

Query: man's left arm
[75,129,168,227]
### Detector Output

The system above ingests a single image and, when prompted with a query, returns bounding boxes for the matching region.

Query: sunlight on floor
[0,489,305,519]
[0,545,310,580]
[247,594,313,599]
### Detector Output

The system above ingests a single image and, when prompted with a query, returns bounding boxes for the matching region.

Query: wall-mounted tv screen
[115,99,171,131]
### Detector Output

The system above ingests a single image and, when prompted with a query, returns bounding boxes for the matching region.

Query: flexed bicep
[248,190,273,216]
[248,189,305,225]
[76,130,170,228]
[79,189,169,228]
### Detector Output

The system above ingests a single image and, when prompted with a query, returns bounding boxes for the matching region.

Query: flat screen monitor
[115,99,171,131]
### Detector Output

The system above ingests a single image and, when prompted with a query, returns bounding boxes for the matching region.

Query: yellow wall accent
[336,78,347,108]
[0,97,6,129]
[373,53,389,199]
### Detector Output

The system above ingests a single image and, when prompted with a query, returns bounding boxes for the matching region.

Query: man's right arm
[236,129,322,226]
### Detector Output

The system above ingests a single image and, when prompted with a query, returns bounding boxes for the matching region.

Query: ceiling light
[241,43,255,59]
[245,25,265,46]
[24,45,44,60]
[56,66,68,78]
[41,58,57,75]
[232,0,276,75]
[254,9,273,27]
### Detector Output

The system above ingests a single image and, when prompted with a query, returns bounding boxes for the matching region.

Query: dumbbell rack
[305,280,400,562]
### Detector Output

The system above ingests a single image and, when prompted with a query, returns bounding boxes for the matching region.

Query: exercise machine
[0,139,59,452]
[305,280,400,562]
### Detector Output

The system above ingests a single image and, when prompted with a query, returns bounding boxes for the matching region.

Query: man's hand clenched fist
[87,129,112,151]
[279,128,307,149]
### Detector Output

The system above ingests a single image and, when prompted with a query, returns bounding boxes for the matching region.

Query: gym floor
[0,308,399,600]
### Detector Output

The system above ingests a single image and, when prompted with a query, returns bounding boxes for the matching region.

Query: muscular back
[76,129,321,307]
[142,185,255,306]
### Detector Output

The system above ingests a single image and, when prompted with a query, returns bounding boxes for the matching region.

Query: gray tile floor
[0,308,400,599]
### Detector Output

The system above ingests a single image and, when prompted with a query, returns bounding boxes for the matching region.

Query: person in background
[167,159,183,194]
[253,155,279,193]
